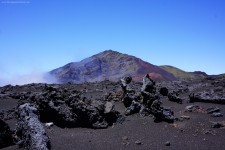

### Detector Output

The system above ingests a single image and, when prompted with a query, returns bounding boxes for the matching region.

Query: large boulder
[28,87,78,128]
[168,91,182,104]
[71,100,107,128]
[159,87,169,96]
[120,76,132,88]
[150,100,175,123]
[189,92,225,104]
[120,76,133,99]
[141,74,158,107]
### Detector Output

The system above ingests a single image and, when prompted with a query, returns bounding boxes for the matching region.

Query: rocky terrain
[1,75,225,150]
[50,50,177,83]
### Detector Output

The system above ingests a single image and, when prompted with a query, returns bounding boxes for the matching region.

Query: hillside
[160,65,207,80]
[50,50,177,83]
[219,73,225,77]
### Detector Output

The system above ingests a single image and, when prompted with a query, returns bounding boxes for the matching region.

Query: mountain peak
[95,49,126,58]
[95,49,120,56]
[101,49,118,54]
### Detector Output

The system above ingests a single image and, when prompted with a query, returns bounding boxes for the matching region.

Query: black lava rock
[17,103,50,150]
[0,119,13,149]
[168,91,182,104]
[160,87,169,96]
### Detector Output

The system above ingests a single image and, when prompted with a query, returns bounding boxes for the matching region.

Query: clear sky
[0,0,225,84]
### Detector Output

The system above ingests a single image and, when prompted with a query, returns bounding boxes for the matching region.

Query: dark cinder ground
[1,77,225,150]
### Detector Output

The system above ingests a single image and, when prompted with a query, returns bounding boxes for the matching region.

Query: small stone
[211,122,224,128]
[135,140,142,145]
[207,107,220,114]
[203,129,216,135]
[211,112,223,117]
[180,115,190,120]
[104,102,114,113]
[122,136,128,140]
[45,122,54,128]
[185,105,199,112]
[193,134,197,137]
[165,141,171,146]
[122,142,130,146]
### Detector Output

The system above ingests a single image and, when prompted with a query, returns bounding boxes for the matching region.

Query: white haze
[0,72,58,87]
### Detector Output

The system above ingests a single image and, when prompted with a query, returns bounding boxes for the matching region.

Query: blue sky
[0,0,225,83]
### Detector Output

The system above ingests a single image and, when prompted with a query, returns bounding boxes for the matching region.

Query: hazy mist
[0,72,57,86]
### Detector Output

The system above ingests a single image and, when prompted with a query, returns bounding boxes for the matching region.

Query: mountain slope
[50,50,177,83]
[160,65,208,80]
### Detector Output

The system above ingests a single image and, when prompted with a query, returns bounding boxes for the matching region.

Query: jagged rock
[142,77,170,121]
[0,118,13,149]
[168,91,182,104]
[121,74,175,123]
[120,76,132,95]
[120,76,139,109]
[105,110,123,126]
[71,98,121,128]
[151,100,175,123]
[159,87,169,96]
[142,92,159,107]
[121,76,132,87]
[125,101,142,116]
[17,103,50,150]
[123,94,136,108]
[141,74,155,93]
[139,106,151,116]
[70,100,106,128]
[104,102,123,126]
[40,101,77,128]
[141,74,159,107]
[21,86,121,129]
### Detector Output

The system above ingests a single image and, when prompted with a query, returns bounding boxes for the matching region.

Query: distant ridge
[50,50,177,83]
